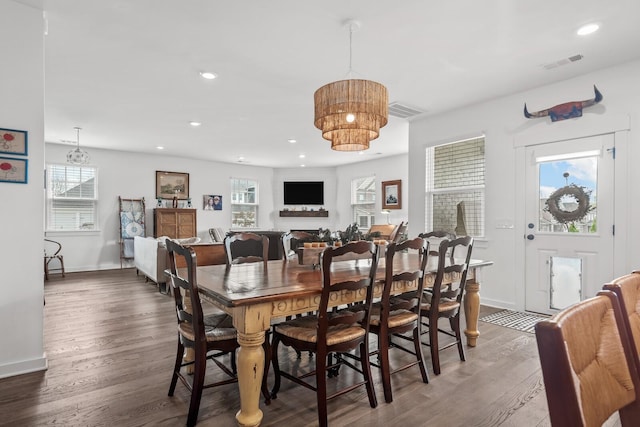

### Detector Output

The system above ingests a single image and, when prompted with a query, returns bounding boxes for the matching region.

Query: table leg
[235,331,265,427]
[463,281,481,347]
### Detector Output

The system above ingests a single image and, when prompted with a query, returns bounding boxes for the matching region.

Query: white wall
[409,59,640,311]
[335,154,409,229]
[45,143,276,271]
[0,2,47,378]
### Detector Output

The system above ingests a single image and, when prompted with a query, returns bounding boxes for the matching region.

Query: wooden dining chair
[166,239,239,427]
[603,271,640,371]
[223,232,268,268]
[270,241,379,427]
[417,236,473,375]
[281,230,314,261]
[419,231,456,256]
[535,290,640,426]
[369,237,430,403]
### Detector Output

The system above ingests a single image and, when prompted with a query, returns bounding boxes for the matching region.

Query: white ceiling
[28,0,640,168]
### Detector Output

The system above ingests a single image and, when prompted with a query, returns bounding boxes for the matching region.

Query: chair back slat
[430,236,473,308]
[224,232,269,268]
[383,238,429,314]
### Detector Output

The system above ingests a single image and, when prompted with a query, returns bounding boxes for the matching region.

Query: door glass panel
[537,155,598,233]
[550,256,582,310]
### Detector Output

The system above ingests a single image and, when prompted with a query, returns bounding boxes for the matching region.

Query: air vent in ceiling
[542,54,583,70]
[388,102,425,119]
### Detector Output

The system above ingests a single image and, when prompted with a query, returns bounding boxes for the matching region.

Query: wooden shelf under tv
[279,210,328,217]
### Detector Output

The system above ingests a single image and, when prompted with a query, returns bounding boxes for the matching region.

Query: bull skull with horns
[524,85,603,122]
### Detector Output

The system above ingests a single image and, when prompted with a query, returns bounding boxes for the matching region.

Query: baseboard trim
[0,353,48,379]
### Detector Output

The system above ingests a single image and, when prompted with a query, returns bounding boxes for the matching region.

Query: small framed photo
[382,180,402,210]
[0,156,28,184]
[0,128,28,156]
[203,195,222,210]
[156,171,189,199]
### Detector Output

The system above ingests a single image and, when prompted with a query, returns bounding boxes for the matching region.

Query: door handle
[526,234,535,240]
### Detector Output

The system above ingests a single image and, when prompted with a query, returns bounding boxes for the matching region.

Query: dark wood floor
[0,268,583,426]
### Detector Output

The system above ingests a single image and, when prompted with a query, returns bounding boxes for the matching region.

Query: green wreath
[545,184,591,224]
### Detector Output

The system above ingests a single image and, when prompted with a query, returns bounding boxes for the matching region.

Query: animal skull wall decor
[524,85,603,122]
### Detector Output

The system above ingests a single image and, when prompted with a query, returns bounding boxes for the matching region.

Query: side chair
[417,236,473,375]
[270,241,379,427]
[603,271,640,372]
[166,239,239,427]
[223,232,269,269]
[281,230,314,261]
[369,237,430,403]
[535,290,640,426]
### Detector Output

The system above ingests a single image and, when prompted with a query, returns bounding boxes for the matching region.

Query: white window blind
[351,176,376,229]
[231,178,258,228]
[425,137,485,237]
[47,164,98,231]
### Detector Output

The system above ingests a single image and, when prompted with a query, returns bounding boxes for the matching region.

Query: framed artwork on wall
[0,128,28,156]
[203,195,222,210]
[0,156,28,184]
[382,179,402,210]
[156,171,189,200]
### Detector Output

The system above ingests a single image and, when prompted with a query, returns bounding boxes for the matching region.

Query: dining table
[186,254,492,427]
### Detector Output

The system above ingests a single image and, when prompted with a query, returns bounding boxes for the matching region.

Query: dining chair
[166,239,239,427]
[223,232,269,268]
[535,290,640,426]
[44,238,65,280]
[417,235,473,375]
[603,271,640,371]
[369,237,430,403]
[281,230,314,261]
[419,231,456,256]
[270,241,379,427]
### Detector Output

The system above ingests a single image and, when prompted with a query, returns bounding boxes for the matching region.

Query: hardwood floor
[0,269,558,426]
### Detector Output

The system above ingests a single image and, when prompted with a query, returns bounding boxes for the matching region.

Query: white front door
[524,134,615,315]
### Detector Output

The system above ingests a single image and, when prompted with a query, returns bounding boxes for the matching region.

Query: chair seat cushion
[274,316,365,345]
[369,305,418,328]
[419,298,460,313]
[179,313,236,342]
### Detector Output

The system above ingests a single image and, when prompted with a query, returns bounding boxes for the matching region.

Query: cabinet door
[177,211,196,238]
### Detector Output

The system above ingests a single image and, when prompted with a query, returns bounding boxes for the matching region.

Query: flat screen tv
[283,181,324,205]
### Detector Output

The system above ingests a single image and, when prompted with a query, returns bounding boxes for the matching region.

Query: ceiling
[25,1,640,168]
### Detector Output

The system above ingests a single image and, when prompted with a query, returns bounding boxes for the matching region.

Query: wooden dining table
[187,254,492,427]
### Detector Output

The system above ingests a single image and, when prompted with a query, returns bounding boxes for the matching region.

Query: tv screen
[283,181,324,205]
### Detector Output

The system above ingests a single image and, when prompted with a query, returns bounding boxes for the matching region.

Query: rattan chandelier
[314,21,388,152]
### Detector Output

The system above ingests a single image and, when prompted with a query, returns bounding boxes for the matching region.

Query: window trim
[46,163,99,232]
[230,177,259,229]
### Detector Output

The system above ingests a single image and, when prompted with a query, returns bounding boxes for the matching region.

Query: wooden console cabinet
[154,208,196,239]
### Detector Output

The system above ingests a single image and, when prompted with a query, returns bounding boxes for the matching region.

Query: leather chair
[417,236,473,375]
[270,241,379,427]
[535,290,640,426]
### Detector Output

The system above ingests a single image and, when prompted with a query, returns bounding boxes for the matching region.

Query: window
[231,178,258,228]
[351,176,376,229]
[425,136,485,237]
[46,164,98,231]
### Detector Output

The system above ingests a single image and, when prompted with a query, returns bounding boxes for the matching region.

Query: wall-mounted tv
[283,181,324,205]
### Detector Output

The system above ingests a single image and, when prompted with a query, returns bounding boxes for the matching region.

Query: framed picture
[0,128,28,156]
[203,194,223,210]
[382,180,402,209]
[0,156,28,184]
[156,171,189,199]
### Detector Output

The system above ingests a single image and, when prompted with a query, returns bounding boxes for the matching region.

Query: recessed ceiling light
[156,146,164,150]
[577,23,599,36]
[299,154,305,158]
[300,164,305,168]
[288,139,297,144]
[200,71,217,80]
[189,121,201,127]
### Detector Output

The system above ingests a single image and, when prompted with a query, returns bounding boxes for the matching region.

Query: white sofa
[134,236,168,290]
[134,235,202,292]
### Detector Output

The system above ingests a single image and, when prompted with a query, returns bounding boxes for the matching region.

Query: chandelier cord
[348,25,354,77]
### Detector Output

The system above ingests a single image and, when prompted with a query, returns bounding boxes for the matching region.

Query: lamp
[66,127,90,165]
[381,209,391,224]
[314,20,388,151]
